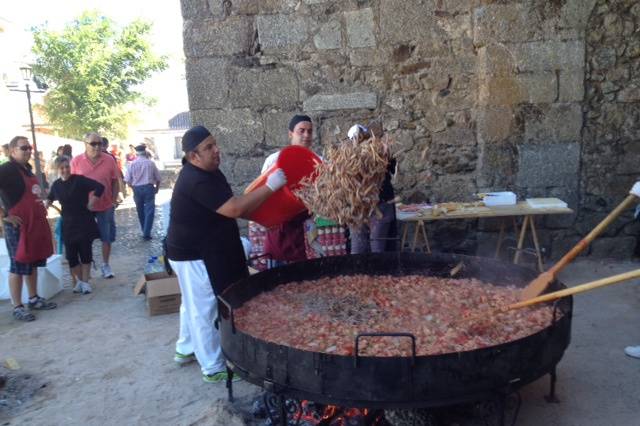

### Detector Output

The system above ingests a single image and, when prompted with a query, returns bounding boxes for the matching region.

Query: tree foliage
[31,11,167,139]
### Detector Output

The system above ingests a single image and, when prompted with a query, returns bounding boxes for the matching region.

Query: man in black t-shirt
[166,125,287,384]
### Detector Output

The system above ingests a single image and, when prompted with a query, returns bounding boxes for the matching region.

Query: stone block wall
[181,0,640,260]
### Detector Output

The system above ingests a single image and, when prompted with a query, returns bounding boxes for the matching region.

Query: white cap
[347,124,369,141]
[630,182,640,198]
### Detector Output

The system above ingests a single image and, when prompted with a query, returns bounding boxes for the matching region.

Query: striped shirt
[124,156,161,187]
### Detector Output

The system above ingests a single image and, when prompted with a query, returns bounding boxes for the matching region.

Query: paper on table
[526,198,568,209]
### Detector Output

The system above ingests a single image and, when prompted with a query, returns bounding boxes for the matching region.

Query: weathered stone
[258,0,298,14]
[185,58,230,109]
[183,17,253,57]
[314,19,342,50]
[303,92,377,111]
[345,8,376,48]
[191,109,264,155]
[473,3,533,45]
[257,15,309,50]
[516,142,580,189]
[430,175,477,202]
[523,103,582,143]
[559,70,585,102]
[516,72,557,103]
[477,106,515,143]
[619,85,640,102]
[181,0,210,20]
[233,156,263,186]
[477,44,516,77]
[230,66,298,108]
[591,237,637,260]
[430,127,477,174]
[478,75,526,106]
[558,0,598,32]
[213,0,259,15]
[303,0,330,4]
[350,47,391,67]
[510,40,585,73]
[380,0,435,43]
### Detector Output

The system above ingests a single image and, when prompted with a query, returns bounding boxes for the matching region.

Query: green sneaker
[202,371,241,384]
[174,352,196,365]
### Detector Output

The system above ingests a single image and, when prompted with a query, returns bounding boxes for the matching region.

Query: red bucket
[245,145,321,228]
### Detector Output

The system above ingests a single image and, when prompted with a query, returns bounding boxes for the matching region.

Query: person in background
[125,144,161,240]
[0,144,10,164]
[125,144,137,171]
[102,137,126,199]
[47,156,104,294]
[48,146,65,188]
[624,181,640,359]
[167,125,287,383]
[62,144,73,158]
[260,114,316,268]
[71,132,120,279]
[347,124,398,254]
[0,136,56,321]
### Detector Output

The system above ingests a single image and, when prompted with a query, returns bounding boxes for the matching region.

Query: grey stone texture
[303,92,377,111]
[516,143,581,189]
[257,15,309,50]
[345,8,376,48]
[180,0,639,259]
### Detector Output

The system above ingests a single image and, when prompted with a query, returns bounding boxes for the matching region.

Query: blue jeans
[95,207,116,243]
[133,184,156,238]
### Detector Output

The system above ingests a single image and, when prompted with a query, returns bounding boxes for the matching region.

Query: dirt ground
[1,200,639,425]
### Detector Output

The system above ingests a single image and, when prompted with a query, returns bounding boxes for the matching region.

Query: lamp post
[18,65,45,188]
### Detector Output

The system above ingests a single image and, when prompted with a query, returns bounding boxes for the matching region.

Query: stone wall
[181,0,640,260]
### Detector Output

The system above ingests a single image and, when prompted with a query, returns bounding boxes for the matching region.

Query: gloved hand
[630,181,640,198]
[266,168,287,192]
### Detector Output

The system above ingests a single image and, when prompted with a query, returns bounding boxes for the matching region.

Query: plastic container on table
[245,145,322,228]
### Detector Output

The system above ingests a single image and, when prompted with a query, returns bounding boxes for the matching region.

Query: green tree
[31,11,168,139]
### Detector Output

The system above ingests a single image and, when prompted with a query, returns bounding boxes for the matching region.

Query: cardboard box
[134,271,181,316]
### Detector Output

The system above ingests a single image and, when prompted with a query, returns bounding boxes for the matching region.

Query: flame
[295,402,383,425]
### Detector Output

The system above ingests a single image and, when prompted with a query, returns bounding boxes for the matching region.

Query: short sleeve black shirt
[48,175,104,243]
[167,162,248,294]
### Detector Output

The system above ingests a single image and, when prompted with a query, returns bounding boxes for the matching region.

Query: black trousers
[65,239,93,268]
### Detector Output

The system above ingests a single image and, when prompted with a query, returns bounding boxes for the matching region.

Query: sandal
[28,296,57,310]
[13,306,35,322]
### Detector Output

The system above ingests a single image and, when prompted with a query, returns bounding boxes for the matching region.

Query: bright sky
[1,0,187,130]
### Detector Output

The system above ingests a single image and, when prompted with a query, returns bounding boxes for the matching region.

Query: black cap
[182,126,211,153]
[135,144,146,152]
[288,114,312,131]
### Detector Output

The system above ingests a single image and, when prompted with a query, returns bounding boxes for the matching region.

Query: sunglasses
[87,141,102,147]
[19,145,33,151]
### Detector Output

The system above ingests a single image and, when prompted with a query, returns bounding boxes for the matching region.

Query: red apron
[9,170,53,263]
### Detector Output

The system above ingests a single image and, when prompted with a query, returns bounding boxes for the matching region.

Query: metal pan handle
[216,296,235,333]
[354,332,416,367]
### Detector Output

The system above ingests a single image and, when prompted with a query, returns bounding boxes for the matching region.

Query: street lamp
[17,65,45,188]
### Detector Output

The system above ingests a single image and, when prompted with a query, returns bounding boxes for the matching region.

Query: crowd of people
[2,113,637,389]
[0,132,161,320]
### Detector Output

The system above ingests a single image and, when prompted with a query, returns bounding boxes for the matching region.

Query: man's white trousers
[169,259,225,375]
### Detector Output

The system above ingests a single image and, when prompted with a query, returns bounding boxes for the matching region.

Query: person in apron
[261,115,316,267]
[0,136,56,322]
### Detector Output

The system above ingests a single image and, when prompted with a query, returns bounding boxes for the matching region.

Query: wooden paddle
[520,193,638,300]
[456,269,640,327]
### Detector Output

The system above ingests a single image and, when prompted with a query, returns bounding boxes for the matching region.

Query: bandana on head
[182,126,211,153]
[288,114,312,132]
